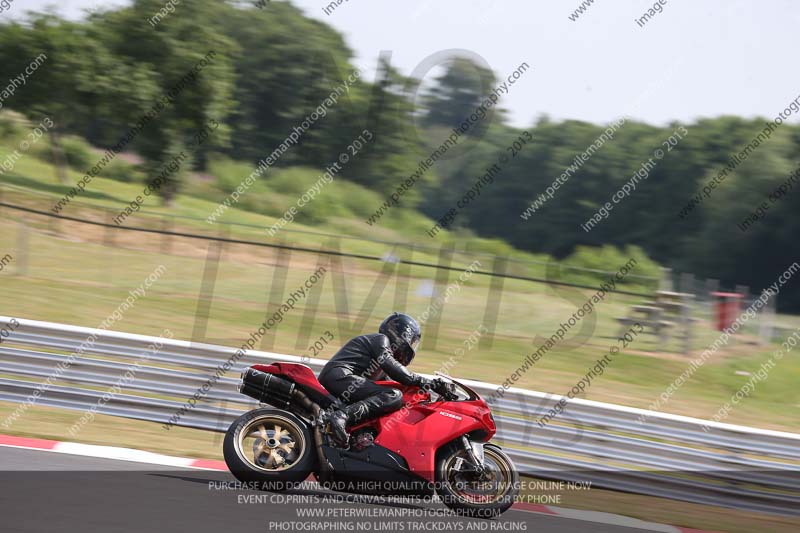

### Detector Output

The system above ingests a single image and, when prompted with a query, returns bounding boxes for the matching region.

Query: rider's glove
[420,377,449,395]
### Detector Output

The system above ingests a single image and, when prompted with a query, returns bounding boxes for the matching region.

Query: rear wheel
[223,408,316,490]
[436,443,519,518]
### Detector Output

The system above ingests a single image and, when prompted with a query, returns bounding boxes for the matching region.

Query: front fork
[460,435,487,475]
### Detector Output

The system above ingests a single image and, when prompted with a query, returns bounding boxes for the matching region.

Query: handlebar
[429,373,461,402]
[440,389,460,402]
[431,372,482,402]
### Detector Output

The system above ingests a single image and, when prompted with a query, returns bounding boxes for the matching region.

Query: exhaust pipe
[239,368,296,408]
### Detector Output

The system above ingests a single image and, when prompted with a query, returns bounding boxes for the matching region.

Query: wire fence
[2,182,786,359]
[0,183,662,295]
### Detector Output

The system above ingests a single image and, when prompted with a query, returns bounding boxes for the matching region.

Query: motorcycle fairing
[319,443,429,492]
[251,362,337,407]
[369,383,496,482]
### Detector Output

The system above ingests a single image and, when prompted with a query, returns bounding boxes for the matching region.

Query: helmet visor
[397,344,415,366]
[409,337,421,352]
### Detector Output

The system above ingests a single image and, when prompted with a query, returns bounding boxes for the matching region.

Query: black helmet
[379,312,421,365]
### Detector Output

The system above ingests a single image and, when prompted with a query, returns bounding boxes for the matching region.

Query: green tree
[422,57,498,134]
[89,0,237,202]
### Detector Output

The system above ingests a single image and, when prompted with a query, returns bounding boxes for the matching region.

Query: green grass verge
[0,213,798,431]
[1,121,798,431]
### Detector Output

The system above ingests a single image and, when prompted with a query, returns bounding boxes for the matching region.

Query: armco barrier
[0,316,798,516]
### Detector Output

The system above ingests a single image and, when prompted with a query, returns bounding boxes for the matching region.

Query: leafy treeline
[422,116,800,311]
[0,0,798,310]
[0,0,418,198]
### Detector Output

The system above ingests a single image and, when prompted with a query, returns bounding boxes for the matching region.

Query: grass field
[1,120,799,433]
[2,145,799,533]
[0,207,798,431]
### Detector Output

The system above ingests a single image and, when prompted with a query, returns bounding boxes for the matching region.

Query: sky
[7,0,800,128]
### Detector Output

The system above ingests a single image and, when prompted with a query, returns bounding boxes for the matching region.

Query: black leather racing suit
[318,333,427,424]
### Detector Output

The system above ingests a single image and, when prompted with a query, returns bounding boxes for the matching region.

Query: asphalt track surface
[0,447,655,533]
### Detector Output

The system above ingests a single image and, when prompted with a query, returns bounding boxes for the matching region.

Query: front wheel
[436,443,519,518]
[223,408,316,490]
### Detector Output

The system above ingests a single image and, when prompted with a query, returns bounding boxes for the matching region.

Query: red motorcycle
[223,362,519,517]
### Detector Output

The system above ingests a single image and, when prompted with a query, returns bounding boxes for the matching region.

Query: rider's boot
[327,400,378,447]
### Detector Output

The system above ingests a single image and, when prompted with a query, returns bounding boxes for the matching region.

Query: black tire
[223,408,316,491]
[436,443,519,519]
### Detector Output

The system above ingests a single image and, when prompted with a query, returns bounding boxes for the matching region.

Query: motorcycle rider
[318,312,448,446]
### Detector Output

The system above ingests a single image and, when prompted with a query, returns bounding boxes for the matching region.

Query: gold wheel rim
[237,415,305,472]
[444,448,514,505]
